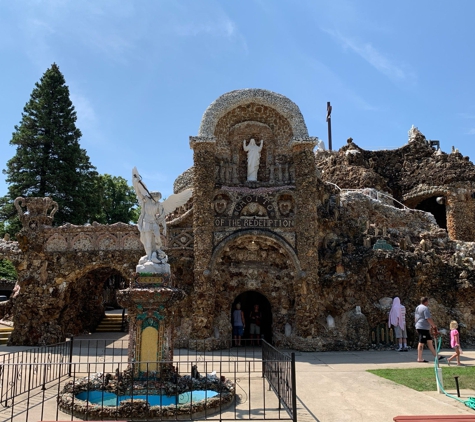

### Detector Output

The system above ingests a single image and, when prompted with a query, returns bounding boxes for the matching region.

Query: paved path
[293,349,475,421]
[1,334,475,421]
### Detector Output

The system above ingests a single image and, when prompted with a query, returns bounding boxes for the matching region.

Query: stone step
[0,327,12,345]
[95,315,124,332]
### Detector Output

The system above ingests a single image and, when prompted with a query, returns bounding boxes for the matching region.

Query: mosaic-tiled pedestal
[118,272,186,379]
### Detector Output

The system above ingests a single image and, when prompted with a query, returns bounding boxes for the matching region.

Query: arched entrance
[232,291,272,345]
[415,196,447,229]
[60,267,129,335]
[102,274,127,310]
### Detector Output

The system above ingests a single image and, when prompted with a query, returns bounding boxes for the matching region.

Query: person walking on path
[233,303,245,347]
[415,297,445,362]
[447,320,463,366]
[388,297,408,351]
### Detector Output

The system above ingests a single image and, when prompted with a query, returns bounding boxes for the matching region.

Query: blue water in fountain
[76,390,219,407]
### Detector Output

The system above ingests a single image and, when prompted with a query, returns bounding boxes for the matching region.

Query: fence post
[68,336,74,377]
[291,352,297,422]
[261,341,265,378]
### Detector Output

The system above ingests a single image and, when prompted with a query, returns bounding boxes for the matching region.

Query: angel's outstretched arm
[132,167,147,203]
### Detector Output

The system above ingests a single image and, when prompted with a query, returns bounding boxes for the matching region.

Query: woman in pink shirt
[447,320,462,366]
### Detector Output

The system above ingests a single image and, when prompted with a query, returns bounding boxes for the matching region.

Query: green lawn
[367,366,475,392]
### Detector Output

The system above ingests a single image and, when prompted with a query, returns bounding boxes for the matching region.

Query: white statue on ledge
[132,167,192,271]
[243,139,263,181]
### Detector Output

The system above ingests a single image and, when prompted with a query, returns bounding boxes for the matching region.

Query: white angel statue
[132,167,192,263]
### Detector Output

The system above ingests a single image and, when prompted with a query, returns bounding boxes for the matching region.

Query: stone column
[117,279,185,379]
[291,137,320,338]
[189,136,216,339]
[446,187,475,241]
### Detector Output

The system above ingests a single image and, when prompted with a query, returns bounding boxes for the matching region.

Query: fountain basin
[76,389,218,406]
[58,371,235,420]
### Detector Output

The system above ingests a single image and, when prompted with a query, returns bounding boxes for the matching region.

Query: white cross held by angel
[132,167,192,263]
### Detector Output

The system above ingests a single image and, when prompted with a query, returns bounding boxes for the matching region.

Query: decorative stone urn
[14,196,58,229]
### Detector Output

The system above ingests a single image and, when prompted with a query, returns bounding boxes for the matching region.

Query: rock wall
[5,92,475,351]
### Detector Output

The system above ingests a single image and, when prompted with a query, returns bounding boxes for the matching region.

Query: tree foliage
[92,174,139,224]
[0,259,17,281]
[1,63,100,230]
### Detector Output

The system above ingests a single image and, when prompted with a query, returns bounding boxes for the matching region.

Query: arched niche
[209,229,301,274]
[198,89,309,139]
[403,188,450,230]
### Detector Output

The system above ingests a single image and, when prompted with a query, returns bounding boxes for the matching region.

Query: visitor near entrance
[249,304,262,345]
[447,320,463,366]
[233,303,245,346]
[388,297,407,351]
[243,139,263,181]
[414,297,445,362]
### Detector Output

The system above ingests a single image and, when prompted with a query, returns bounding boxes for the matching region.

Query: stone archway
[210,230,300,342]
[198,89,310,139]
[415,196,447,229]
[59,266,130,336]
[232,291,272,344]
[403,186,450,231]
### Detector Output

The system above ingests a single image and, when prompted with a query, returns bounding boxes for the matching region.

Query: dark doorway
[415,197,447,229]
[102,274,127,310]
[232,291,272,345]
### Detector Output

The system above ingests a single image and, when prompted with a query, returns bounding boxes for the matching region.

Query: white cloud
[467,128,475,135]
[175,18,236,38]
[7,1,246,65]
[323,29,416,84]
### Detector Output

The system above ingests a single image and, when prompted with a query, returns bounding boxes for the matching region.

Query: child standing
[447,320,462,366]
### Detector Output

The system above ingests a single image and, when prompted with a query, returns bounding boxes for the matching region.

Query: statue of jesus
[243,139,263,182]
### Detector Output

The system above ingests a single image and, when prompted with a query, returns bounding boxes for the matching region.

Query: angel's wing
[132,167,150,200]
[162,189,193,215]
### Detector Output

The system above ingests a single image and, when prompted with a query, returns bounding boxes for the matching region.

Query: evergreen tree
[1,63,100,229]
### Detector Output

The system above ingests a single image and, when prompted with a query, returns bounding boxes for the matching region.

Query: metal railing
[0,339,297,422]
[0,340,72,408]
[262,340,297,422]
[325,182,410,210]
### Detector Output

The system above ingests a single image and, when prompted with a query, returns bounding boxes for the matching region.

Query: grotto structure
[2,89,475,351]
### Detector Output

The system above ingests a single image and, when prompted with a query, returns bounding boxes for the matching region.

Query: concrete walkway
[1,334,475,421]
[293,348,475,421]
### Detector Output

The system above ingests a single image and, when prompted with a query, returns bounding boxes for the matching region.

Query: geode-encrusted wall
[5,90,475,350]
[316,131,475,241]
[0,204,142,345]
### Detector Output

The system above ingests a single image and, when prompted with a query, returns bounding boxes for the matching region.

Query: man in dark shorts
[249,304,262,346]
[415,297,445,362]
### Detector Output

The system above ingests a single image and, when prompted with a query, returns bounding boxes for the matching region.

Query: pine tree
[1,63,100,229]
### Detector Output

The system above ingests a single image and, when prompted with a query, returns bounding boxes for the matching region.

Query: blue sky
[1,1,475,199]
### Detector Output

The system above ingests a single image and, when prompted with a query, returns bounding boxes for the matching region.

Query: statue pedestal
[118,269,186,379]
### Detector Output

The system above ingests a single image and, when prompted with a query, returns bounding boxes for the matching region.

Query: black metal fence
[262,341,297,422]
[0,340,72,409]
[0,339,297,422]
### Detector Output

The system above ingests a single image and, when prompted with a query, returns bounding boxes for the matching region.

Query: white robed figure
[243,139,263,182]
[132,167,192,263]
